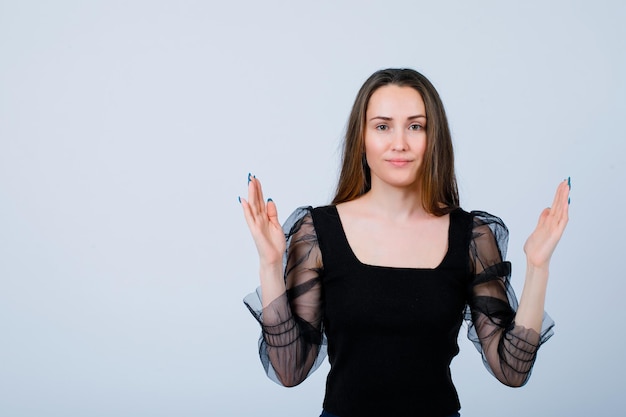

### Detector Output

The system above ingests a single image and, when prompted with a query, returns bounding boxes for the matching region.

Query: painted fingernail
[267,198,273,202]
[567,176,571,189]
[238,196,241,203]
[568,197,571,205]
[248,173,252,183]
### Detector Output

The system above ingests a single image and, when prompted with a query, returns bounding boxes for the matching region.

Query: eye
[409,123,424,131]
[375,124,389,131]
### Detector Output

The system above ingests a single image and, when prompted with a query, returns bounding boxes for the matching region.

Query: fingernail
[238,196,241,203]
[267,198,273,202]
[568,197,571,205]
[568,176,571,189]
[248,173,252,184]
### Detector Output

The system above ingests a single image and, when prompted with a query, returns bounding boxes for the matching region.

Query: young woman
[241,68,569,417]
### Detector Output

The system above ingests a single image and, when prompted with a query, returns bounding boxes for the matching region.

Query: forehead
[367,85,425,116]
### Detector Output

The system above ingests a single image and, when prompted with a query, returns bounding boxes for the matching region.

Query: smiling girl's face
[364,84,428,191]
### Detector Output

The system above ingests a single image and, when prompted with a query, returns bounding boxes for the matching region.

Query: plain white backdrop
[1,1,624,416]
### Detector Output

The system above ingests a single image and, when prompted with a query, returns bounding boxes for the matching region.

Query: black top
[244,205,555,417]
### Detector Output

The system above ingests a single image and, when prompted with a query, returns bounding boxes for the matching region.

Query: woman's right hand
[240,174,286,266]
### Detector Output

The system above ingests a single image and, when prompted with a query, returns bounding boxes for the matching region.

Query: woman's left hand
[523,179,570,268]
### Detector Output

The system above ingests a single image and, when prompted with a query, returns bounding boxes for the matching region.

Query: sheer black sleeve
[464,211,555,387]
[243,207,327,387]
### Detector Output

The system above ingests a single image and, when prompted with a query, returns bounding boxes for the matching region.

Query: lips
[387,159,412,167]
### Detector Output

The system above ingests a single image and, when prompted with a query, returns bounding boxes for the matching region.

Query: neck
[359,182,429,220]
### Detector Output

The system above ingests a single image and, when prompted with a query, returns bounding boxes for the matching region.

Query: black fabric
[313,205,468,416]
[243,206,555,417]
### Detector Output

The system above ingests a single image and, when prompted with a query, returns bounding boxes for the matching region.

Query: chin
[370,171,421,189]
[378,178,420,189]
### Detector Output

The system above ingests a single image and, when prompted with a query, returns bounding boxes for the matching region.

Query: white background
[1,1,624,416]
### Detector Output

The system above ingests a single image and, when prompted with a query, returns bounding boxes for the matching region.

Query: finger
[254,177,266,212]
[240,197,257,230]
[267,198,280,229]
[554,180,570,223]
[544,182,569,237]
[549,180,566,212]
[246,174,257,211]
[549,181,568,222]
[247,175,265,215]
[559,181,570,226]
[558,180,570,208]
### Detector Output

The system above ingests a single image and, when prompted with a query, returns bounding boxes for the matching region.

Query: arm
[241,174,287,308]
[467,180,568,387]
[516,179,569,332]
[241,176,325,387]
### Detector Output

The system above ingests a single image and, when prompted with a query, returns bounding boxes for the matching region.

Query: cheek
[416,136,428,156]
[364,134,384,156]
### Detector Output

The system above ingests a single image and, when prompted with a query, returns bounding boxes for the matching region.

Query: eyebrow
[369,115,427,122]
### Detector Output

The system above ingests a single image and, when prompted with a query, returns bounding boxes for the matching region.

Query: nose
[390,130,408,151]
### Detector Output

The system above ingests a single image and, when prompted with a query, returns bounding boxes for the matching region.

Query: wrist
[526,260,550,273]
[525,261,550,286]
[259,262,286,307]
[259,261,283,279]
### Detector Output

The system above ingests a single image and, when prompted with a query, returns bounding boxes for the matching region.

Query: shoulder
[467,210,509,240]
[449,207,472,231]
[311,204,336,214]
[309,204,340,226]
[309,204,339,222]
[451,208,505,225]
[283,205,338,237]
[451,208,509,240]
[282,206,315,237]
[464,210,510,258]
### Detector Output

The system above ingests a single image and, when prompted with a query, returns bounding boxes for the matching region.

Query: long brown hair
[332,68,459,216]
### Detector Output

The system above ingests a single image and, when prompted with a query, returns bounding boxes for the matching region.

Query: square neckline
[329,205,457,271]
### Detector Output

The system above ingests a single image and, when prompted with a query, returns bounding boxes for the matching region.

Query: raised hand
[523,178,570,268]
[240,174,286,266]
